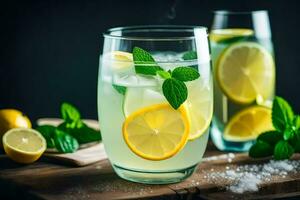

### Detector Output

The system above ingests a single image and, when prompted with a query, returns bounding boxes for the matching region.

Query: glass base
[210,122,254,152]
[112,164,197,184]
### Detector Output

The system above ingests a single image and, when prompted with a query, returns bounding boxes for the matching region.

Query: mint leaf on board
[61,102,81,123]
[162,78,188,109]
[36,125,56,148]
[132,47,163,75]
[171,67,200,82]
[274,140,294,160]
[54,129,79,153]
[249,140,273,158]
[272,97,294,132]
[157,70,171,79]
[58,122,101,144]
[182,51,197,60]
[112,84,126,95]
[257,131,282,146]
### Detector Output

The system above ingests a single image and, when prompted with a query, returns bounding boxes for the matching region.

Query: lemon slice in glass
[123,103,190,161]
[217,42,275,104]
[3,128,46,164]
[185,79,213,140]
[224,106,274,142]
[108,51,133,71]
[210,28,254,43]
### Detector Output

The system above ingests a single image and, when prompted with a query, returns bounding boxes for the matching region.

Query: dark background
[1,0,299,123]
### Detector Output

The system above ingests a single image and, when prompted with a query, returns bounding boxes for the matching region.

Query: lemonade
[98,46,212,183]
[210,28,275,151]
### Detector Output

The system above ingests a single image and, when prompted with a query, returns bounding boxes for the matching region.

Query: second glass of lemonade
[98,26,213,184]
[210,11,276,151]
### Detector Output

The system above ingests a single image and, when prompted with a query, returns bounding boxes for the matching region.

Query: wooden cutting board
[1,143,300,200]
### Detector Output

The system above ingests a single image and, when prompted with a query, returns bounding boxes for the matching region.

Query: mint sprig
[249,96,300,160]
[132,47,200,109]
[36,102,101,153]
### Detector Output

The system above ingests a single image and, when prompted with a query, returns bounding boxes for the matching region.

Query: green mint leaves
[249,96,300,160]
[272,97,294,132]
[133,47,163,75]
[162,78,188,109]
[132,47,200,109]
[182,51,197,60]
[172,67,200,82]
[36,102,101,153]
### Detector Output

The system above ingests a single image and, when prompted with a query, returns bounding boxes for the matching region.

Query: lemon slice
[3,128,46,164]
[185,79,213,140]
[217,42,275,104]
[224,106,273,142]
[210,28,254,43]
[123,79,213,141]
[108,51,133,71]
[123,103,190,160]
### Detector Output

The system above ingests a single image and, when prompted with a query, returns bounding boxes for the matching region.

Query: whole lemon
[0,109,32,146]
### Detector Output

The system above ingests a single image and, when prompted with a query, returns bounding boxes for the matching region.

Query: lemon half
[3,128,46,164]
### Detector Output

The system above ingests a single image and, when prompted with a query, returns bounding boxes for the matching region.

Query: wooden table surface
[1,143,300,200]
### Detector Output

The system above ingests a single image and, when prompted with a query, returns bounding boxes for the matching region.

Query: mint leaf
[36,125,56,148]
[112,84,126,95]
[249,140,273,158]
[257,131,282,146]
[171,67,200,82]
[272,97,294,132]
[182,51,197,60]
[54,129,79,153]
[291,132,300,153]
[283,125,296,140]
[157,70,171,79]
[274,140,294,160]
[162,78,187,109]
[58,122,101,144]
[293,115,300,130]
[132,47,163,75]
[61,102,81,123]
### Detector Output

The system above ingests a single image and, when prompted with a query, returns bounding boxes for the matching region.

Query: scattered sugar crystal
[203,159,300,194]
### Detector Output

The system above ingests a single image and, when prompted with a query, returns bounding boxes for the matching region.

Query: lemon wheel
[216,42,275,104]
[123,103,190,161]
[223,106,273,142]
[210,28,254,43]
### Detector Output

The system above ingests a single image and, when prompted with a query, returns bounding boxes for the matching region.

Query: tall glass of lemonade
[210,11,276,151]
[98,26,213,184]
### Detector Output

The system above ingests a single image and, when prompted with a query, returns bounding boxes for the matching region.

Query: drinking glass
[210,11,276,151]
[98,26,213,184]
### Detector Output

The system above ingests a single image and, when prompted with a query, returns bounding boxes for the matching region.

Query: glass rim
[213,10,268,15]
[103,25,207,41]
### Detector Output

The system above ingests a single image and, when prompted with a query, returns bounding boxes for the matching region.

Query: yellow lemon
[123,103,190,161]
[224,106,274,142]
[3,128,46,164]
[0,109,32,146]
[216,42,275,104]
